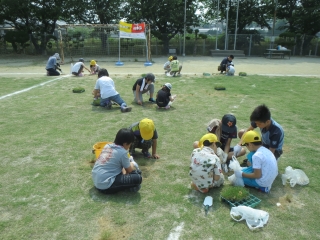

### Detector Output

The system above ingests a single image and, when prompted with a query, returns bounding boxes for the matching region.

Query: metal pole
[215,0,220,49]
[233,0,239,50]
[225,0,229,50]
[183,0,186,56]
[272,0,278,49]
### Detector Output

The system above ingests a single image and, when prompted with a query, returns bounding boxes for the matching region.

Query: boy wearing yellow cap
[234,130,278,193]
[128,118,160,159]
[163,56,173,74]
[190,133,224,193]
[89,60,100,75]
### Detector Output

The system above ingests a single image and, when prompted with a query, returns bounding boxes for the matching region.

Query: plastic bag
[228,156,244,187]
[230,206,269,230]
[281,166,309,187]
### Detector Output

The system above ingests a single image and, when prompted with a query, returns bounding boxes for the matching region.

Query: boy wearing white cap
[129,118,159,159]
[45,53,61,76]
[190,133,224,193]
[234,130,278,193]
[156,83,176,109]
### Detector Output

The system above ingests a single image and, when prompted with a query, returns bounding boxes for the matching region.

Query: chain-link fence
[1,28,319,58]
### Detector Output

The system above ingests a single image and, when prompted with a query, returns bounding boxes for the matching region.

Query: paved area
[0,55,319,77]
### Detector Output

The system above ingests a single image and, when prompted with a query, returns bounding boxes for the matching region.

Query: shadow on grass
[89,186,142,203]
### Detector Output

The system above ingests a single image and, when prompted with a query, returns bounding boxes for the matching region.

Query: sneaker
[165,105,170,109]
[258,187,270,193]
[142,150,151,158]
[149,98,156,103]
[121,107,132,113]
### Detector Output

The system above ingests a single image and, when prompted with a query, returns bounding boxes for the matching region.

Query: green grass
[0,73,320,239]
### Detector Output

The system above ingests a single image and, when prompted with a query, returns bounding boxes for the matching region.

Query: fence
[0,29,319,58]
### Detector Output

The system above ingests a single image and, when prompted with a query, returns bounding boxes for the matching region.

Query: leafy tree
[0,0,88,54]
[199,0,271,33]
[124,0,200,54]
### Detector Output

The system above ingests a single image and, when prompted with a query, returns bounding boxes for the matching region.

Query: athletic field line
[0,74,70,100]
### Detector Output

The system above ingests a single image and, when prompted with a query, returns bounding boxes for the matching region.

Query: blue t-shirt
[251,118,284,152]
[92,143,130,190]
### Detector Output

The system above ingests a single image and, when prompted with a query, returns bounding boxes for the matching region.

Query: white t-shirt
[94,76,119,99]
[71,62,83,73]
[163,61,171,70]
[227,66,235,75]
[252,146,278,188]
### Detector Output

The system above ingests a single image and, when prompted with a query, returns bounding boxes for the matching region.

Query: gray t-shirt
[92,143,130,190]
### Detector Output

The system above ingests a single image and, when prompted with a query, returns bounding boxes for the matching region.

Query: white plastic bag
[281,166,309,187]
[228,156,244,187]
[230,206,269,230]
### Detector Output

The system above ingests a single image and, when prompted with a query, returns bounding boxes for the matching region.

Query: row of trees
[1,0,319,54]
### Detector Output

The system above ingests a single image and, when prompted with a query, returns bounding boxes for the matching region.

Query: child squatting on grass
[190,133,224,193]
[156,83,176,109]
[71,58,91,77]
[89,60,100,75]
[92,128,142,194]
[233,104,284,160]
[234,130,278,193]
[193,114,246,173]
[129,118,160,159]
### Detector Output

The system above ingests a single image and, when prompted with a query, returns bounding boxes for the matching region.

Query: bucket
[92,141,112,159]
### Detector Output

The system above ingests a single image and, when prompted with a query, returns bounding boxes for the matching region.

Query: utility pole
[183,0,186,56]
[224,0,229,50]
[233,0,239,50]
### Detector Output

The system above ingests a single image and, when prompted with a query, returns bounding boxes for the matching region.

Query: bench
[264,52,284,58]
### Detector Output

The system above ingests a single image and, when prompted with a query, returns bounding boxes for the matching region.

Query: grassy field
[0,72,319,240]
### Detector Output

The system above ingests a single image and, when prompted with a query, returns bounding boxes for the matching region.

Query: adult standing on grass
[219,55,234,74]
[132,73,156,105]
[234,104,284,160]
[71,58,91,77]
[92,128,142,194]
[92,68,132,113]
[234,130,278,193]
[45,53,61,76]
[190,133,224,193]
[129,118,160,159]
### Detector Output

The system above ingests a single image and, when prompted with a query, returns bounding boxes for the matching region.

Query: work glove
[235,170,243,178]
[233,144,242,157]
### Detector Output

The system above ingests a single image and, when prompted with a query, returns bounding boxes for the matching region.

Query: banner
[119,21,146,39]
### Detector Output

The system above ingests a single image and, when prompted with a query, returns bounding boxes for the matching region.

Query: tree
[0,0,89,54]
[124,0,200,54]
[199,0,271,33]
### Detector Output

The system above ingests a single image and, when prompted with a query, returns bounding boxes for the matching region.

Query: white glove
[129,156,134,162]
[222,152,228,163]
[235,170,243,178]
[233,144,242,157]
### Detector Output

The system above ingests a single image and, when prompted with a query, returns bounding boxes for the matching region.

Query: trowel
[203,196,213,216]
